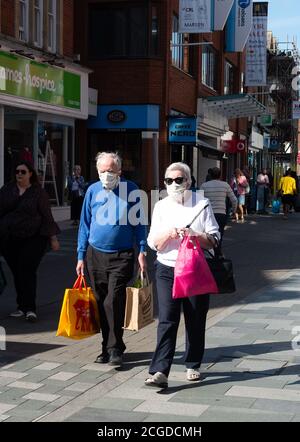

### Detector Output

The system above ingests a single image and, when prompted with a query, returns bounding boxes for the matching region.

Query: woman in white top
[145,163,220,388]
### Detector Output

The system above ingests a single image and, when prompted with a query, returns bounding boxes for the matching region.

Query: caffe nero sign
[0,51,81,109]
[168,117,196,143]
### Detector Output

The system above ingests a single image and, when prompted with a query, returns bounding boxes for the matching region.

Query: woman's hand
[76,260,85,276]
[169,228,189,239]
[50,236,60,251]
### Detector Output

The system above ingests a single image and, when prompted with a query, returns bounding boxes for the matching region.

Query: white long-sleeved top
[200,180,237,215]
[147,194,220,267]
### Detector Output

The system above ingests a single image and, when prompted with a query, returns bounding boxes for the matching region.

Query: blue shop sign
[168,117,196,143]
[87,104,160,130]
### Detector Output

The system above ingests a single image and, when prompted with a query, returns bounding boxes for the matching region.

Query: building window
[89,2,160,59]
[224,61,234,95]
[19,0,29,42]
[150,5,159,56]
[34,0,43,47]
[202,46,218,90]
[48,0,57,53]
[171,15,190,72]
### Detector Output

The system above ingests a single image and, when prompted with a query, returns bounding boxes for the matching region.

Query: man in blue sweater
[76,152,147,367]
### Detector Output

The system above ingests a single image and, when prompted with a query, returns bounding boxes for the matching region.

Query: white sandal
[186,369,201,382]
[145,372,168,388]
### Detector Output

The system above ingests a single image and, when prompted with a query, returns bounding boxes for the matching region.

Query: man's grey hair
[165,162,192,187]
[95,152,122,171]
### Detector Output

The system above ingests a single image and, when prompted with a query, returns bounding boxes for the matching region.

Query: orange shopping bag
[56,275,100,339]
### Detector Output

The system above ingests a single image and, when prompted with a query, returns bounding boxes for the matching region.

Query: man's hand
[138,253,147,273]
[76,260,85,276]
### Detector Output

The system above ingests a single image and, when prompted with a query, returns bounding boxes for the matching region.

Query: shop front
[0,48,89,216]
[87,104,160,190]
[197,94,267,183]
[168,116,197,179]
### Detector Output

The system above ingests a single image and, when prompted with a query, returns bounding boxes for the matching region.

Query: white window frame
[47,0,57,53]
[33,0,43,47]
[19,0,29,42]
[224,61,234,95]
[202,46,217,91]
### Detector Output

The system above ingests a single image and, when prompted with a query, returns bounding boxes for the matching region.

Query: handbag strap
[185,204,209,229]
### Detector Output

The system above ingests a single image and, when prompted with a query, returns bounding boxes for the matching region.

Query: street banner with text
[179,0,213,33]
[245,2,268,87]
[226,0,253,52]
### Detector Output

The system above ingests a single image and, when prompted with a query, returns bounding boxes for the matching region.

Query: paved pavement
[0,212,300,422]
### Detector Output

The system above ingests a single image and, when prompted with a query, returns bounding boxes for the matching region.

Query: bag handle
[135,269,150,287]
[73,275,87,289]
[185,204,209,229]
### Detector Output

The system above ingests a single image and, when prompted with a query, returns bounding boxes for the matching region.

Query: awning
[196,140,224,160]
[204,94,267,119]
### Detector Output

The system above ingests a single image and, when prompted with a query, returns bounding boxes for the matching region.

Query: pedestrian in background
[256,169,269,214]
[230,169,248,223]
[76,152,147,367]
[0,161,60,322]
[278,170,297,219]
[201,167,237,257]
[68,165,85,226]
[145,162,220,388]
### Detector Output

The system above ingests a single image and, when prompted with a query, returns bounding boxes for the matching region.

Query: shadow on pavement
[1,213,300,337]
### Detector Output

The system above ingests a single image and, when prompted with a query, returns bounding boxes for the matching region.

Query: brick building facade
[75,0,250,192]
[0,0,90,216]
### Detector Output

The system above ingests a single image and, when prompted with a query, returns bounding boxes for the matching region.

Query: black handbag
[205,251,236,294]
[0,260,7,296]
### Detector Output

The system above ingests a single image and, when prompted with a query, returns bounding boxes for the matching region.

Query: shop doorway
[4,109,35,184]
[88,131,142,186]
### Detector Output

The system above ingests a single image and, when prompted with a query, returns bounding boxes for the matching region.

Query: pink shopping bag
[172,236,219,299]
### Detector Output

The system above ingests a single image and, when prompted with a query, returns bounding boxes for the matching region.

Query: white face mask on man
[99,171,120,190]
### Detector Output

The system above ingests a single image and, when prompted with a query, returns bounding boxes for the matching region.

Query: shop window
[48,0,57,53]
[224,61,234,95]
[38,122,73,206]
[171,15,191,73]
[33,0,43,47]
[202,46,218,91]
[19,0,29,42]
[89,2,160,59]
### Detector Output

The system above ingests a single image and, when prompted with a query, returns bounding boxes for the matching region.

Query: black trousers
[149,262,210,377]
[0,236,48,312]
[214,213,227,257]
[86,245,134,355]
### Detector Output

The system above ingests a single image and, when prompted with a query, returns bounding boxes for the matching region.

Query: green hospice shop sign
[0,51,80,109]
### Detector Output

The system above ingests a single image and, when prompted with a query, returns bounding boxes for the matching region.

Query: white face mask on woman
[99,171,120,190]
[165,177,187,201]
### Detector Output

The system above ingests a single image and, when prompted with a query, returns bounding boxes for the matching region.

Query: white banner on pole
[245,3,268,87]
[179,0,212,33]
[214,0,235,30]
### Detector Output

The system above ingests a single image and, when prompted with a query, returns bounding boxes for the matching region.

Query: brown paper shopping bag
[124,271,154,331]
